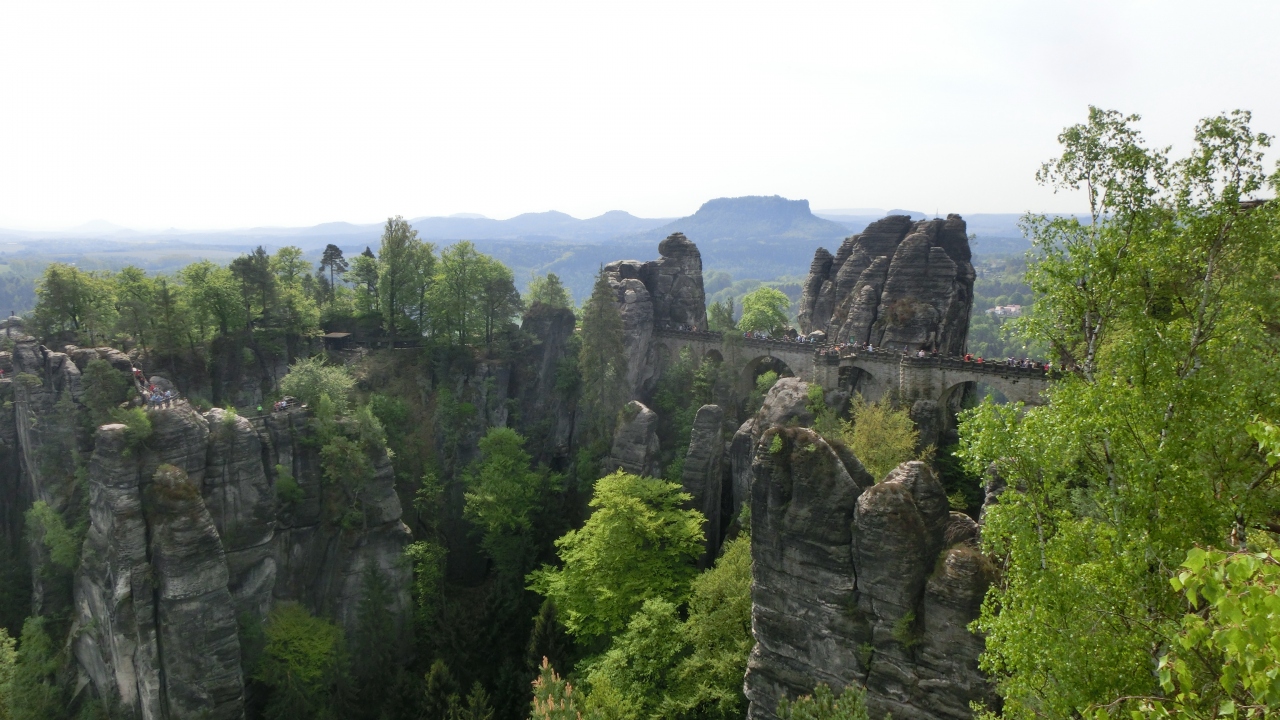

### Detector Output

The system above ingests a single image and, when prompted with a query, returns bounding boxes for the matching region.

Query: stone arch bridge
[653,328,1053,407]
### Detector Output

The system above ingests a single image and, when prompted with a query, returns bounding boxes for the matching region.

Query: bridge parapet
[651,328,1055,406]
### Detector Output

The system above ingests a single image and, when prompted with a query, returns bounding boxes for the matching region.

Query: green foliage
[958,108,1280,719]
[652,347,718,482]
[7,617,65,720]
[31,262,115,344]
[352,567,402,719]
[256,603,347,720]
[584,598,686,719]
[576,534,757,720]
[109,406,153,452]
[0,625,15,720]
[528,273,574,310]
[275,465,303,505]
[461,681,495,720]
[464,428,560,580]
[1108,548,1280,719]
[280,356,355,415]
[369,394,410,439]
[664,533,755,719]
[578,270,629,443]
[423,660,462,720]
[529,471,704,642]
[769,434,784,455]
[25,501,80,570]
[755,370,779,395]
[80,359,130,428]
[737,287,791,335]
[530,659,598,720]
[527,599,573,676]
[377,216,436,344]
[319,435,375,529]
[775,683,870,720]
[1246,416,1280,468]
[835,394,920,482]
[707,297,736,332]
[890,611,919,648]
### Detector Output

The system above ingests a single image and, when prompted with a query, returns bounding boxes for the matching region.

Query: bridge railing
[652,327,1060,379]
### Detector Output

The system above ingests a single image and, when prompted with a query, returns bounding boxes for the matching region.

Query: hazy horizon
[2,1,1277,230]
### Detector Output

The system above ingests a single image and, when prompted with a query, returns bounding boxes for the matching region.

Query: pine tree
[577,269,628,442]
[423,660,460,720]
[352,566,400,719]
[318,244,349,301]
[526,599,571,674]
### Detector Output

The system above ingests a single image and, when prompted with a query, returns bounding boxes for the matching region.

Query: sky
[1,1,1278,231]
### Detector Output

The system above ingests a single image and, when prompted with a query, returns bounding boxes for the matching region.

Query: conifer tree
[318,244,349,301]
[577,270,628,441]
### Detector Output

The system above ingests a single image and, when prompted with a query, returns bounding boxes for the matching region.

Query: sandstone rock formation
[0,328,416,717]
[514,303,579,461]
[74,409,246,720]
[603,232,709,398]
[680,404,724,566]
[604,401,661,477]
[797,215,975,356]
[745,441,996,720]
[729,378,816,517]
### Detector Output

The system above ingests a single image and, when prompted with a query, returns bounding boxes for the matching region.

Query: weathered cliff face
[603,232,709,398]
[73,408,246,720]
[513,303,579,462]
[745,429,996,720]
[797,215,974,356]
[729,378,816,518]
[258,408,412,634]
[57,393,411,715]
[681,404,724,567]
[604,401,661,478]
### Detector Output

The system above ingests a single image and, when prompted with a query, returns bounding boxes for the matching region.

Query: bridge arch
[838,363,889,404]
[742,354,795,392]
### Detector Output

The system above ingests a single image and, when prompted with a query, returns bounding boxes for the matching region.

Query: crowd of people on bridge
[960,354,1051,371]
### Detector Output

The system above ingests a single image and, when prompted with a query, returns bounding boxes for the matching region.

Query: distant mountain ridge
[638,195,850,243]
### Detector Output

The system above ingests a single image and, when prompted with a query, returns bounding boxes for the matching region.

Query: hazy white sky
[2,1,1277,230]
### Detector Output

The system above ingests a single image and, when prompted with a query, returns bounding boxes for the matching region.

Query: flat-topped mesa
[603,232,709,397]
[797,215,975,356]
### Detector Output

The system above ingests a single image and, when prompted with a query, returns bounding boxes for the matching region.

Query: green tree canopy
[279,356,356,415]
[31,263,115,344]
[737,287,790,335]
[707,297,736,332]
[255,603,347,720]
[464,427,558,580]
[958,108,1280,719]
[527,273,574,310]
[377,217,430,345]
[529,471,704,642]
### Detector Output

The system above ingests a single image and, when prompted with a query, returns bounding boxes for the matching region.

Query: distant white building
[986,304,1023,318]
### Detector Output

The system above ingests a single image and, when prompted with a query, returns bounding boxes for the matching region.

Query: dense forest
[1,108,1279,720]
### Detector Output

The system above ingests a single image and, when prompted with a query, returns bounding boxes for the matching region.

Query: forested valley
[0,107,1278,720]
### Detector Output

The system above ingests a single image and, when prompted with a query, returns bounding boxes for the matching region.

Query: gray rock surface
[729,378,816,517]
[603,232,709,398]
[204,408,277,619]
[681,404,724,566]
[74,419,246,720]
[514,303,579,460]
[797,215,974,356]
[746,447,996,720]
[604,401,661,477]
[69,398,412,714]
